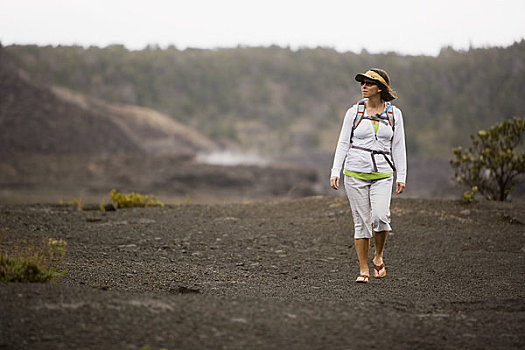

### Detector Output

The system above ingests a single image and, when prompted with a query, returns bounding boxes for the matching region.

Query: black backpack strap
[361,115,390,125]
[352,145,397,172]
[350,100,366,144]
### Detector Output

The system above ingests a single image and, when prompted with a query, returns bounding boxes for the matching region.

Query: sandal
[356,275,369,283]
[373,263,387,278]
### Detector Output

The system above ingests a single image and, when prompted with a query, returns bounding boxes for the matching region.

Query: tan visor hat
[355,70,397,101]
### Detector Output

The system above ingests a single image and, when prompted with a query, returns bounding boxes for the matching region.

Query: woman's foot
[356,274,369,283]
[373,262,386,278]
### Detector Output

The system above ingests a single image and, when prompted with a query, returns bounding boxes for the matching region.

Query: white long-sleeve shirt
[330,104,407,183]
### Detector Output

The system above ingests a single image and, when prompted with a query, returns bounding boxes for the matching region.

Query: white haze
[196,151,270,167]
[0,0,524,56]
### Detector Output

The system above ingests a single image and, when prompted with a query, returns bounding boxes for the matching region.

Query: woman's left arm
[392,107,407,194]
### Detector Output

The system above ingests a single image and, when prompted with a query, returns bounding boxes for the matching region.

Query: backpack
[349,99,395,144]
[348,99,397,172]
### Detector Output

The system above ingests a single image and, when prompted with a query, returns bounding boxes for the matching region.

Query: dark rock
[104,203,117,211]
[175,286,201,294]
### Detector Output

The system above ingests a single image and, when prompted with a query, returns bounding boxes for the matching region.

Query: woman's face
[360,80,382,99]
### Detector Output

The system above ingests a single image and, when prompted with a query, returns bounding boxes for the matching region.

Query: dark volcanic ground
[1,196,524,349]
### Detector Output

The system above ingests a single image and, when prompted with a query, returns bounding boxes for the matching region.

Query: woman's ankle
[372,255,383,265]
[359,266,370,276]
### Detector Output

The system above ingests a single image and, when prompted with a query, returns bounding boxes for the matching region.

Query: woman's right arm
[330,107,355,189]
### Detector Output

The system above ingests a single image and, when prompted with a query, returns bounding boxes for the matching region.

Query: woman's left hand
[396,182,405,194]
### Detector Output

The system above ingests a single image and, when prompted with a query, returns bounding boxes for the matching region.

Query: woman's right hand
[330,177,339,190]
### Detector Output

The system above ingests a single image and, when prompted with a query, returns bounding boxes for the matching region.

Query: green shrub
[0,238,67,283]
[109,189,164,208]
[451,118,525,201]
[462,186,478,203]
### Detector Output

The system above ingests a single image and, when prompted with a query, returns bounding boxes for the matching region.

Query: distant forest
[6,41,525,158]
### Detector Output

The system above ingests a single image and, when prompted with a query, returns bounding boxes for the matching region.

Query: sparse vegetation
[0,237,67,283]
[70,198,82,211]
[462,186,478,203]
[177,193,191,206]
[109,189,164,208]
[451,118,525,201]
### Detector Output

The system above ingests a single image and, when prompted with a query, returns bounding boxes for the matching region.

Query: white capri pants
[344,175,393,239]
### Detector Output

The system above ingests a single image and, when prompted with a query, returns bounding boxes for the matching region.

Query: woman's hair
[370,68,397,101]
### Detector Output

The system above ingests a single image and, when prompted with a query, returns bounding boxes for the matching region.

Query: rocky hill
[0,48,140,155]
[0,47,216,156]
[50,86,217,155]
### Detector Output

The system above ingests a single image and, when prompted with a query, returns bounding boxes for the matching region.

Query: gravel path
[1,197,524,349]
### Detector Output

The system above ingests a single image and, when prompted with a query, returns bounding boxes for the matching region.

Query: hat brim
[355,73,381,84]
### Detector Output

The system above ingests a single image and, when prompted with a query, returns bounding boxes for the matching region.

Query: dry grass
[0,230,66,283]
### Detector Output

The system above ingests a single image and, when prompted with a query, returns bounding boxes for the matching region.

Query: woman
[330,68,406,283]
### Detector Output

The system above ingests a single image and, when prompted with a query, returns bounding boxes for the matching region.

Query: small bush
[109,189,164,208]
[0,238,67,283]
[451,117,525,201]
[462,186,478,203]
[70,198,83,211]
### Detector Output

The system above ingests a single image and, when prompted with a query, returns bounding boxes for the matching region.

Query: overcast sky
[1,0,524,56]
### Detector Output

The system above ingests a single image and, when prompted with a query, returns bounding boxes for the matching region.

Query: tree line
[5,41,525,158]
